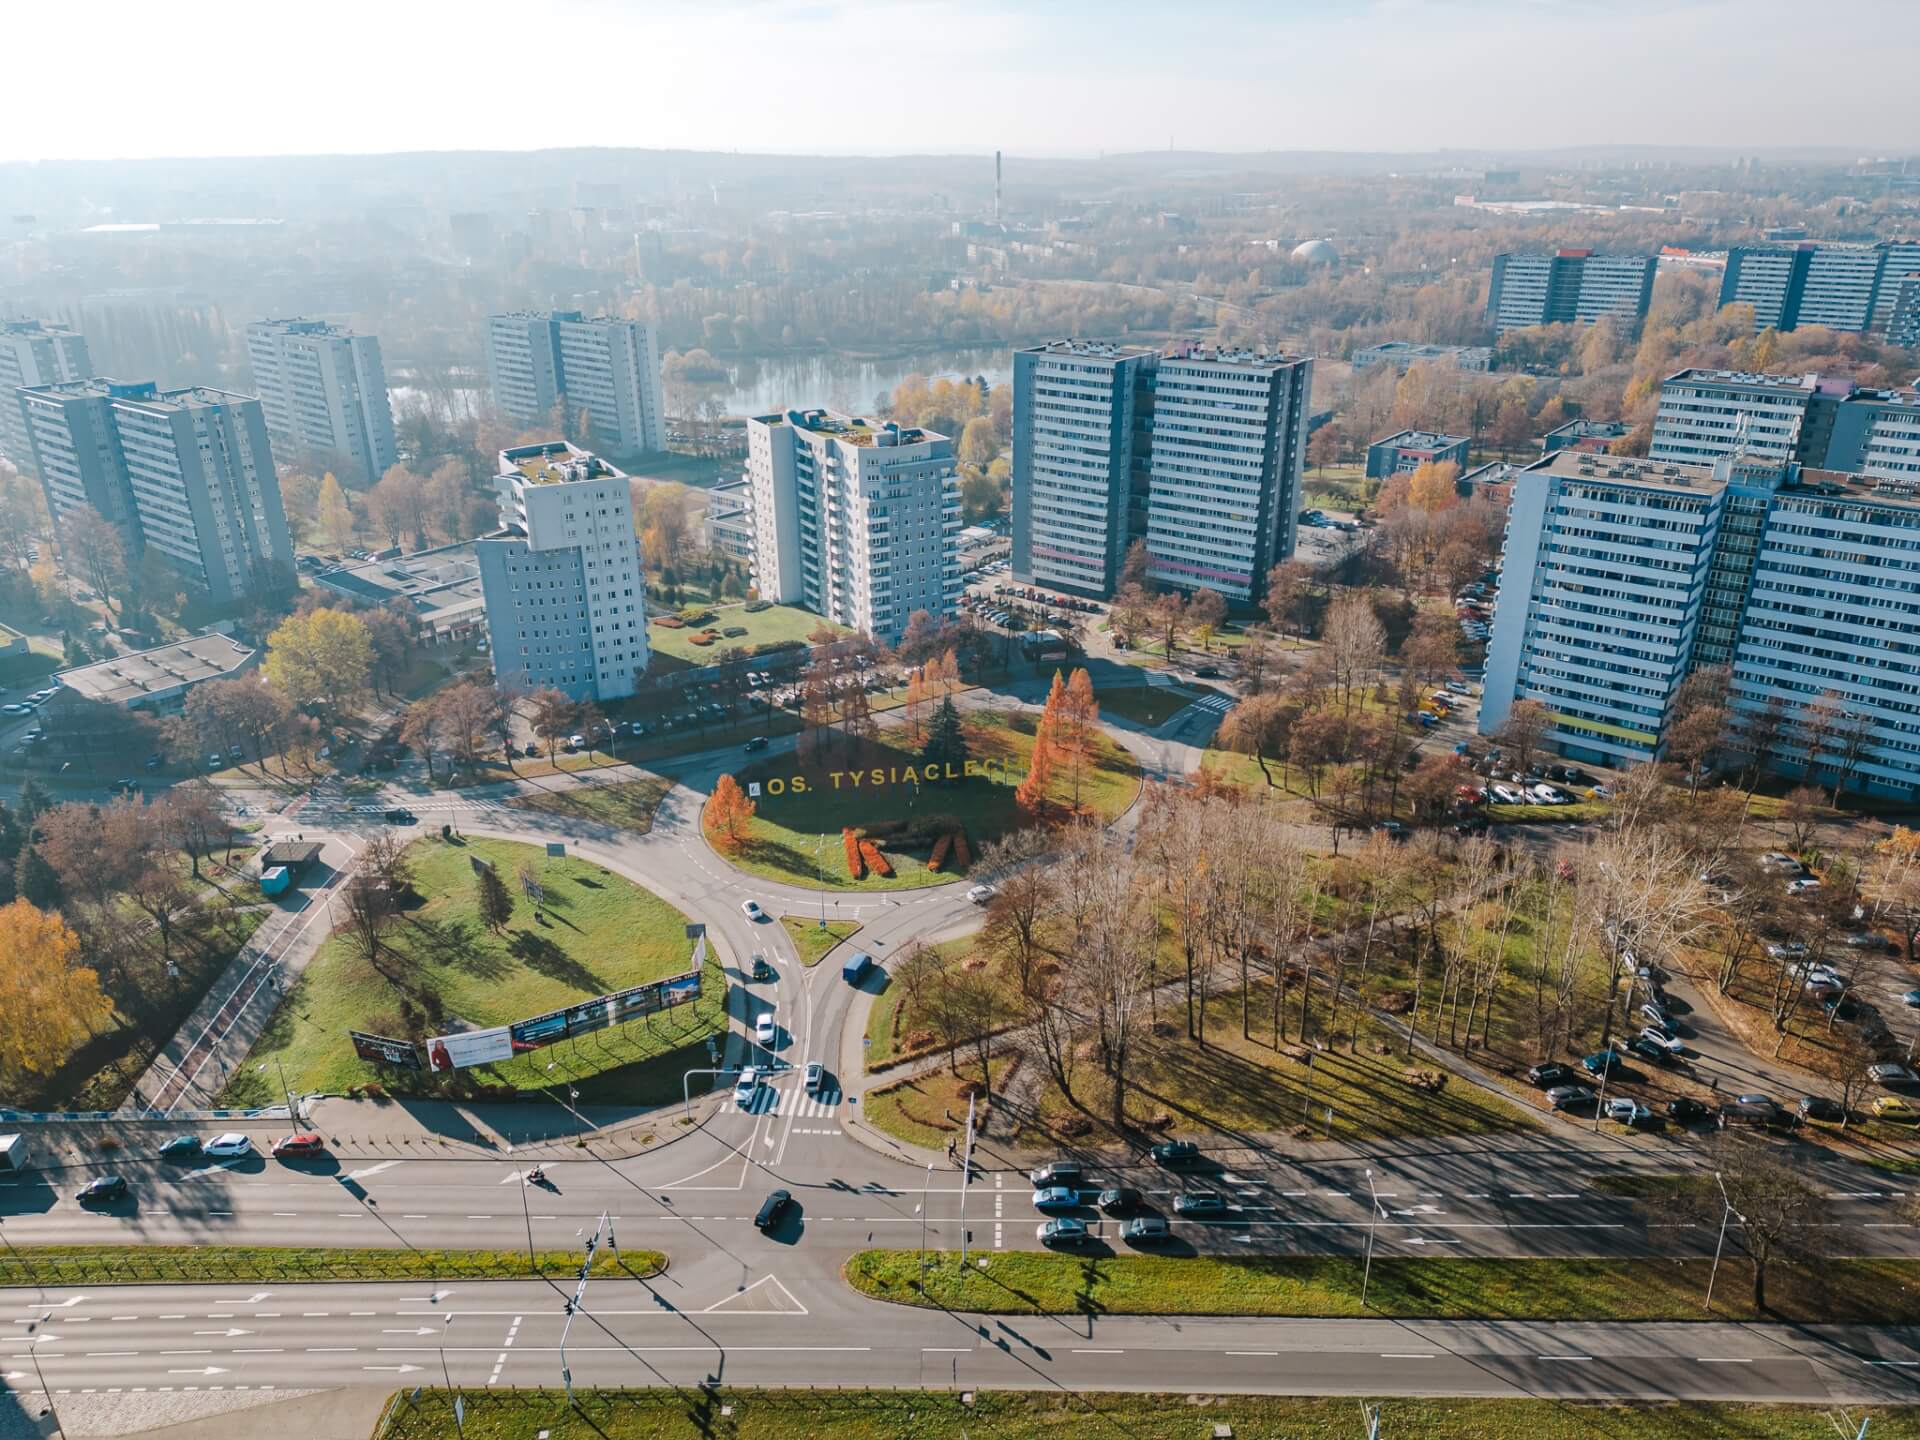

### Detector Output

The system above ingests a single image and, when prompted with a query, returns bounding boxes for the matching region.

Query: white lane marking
[1073,1348,1124,1354]
[1539,1354,1593,1361]
[1699,1358,1752,1364]
[1382,1353,1435,1359]
[1227,1350,1279,1357]
[922,1347,971,1353]
[344,1161,402,1181]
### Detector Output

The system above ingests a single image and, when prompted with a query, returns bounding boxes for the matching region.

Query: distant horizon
[8,0,1919,166]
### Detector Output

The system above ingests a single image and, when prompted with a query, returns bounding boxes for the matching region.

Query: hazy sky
[10,0,1918,163]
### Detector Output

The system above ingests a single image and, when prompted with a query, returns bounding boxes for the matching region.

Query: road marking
[305,1347,356,1353]
[1507,1192,1535,1198]
[1382,1353,1435,1359]
[1539,1354,1593,1361]
[193,1329,252,1337]
[1699,1358,1752,1364]
[1866,1360,1919,1367]
[922,1347,971,1353]
[234,1349,283,1355]
[344,1161,402,1181]
[1546,1192,1580,1199]
[160,1350,211,1356]
[1073,1348,1124,1354]
[1227,1350,1279,1357]
[365,1364,423,1374]
[271,1212,297,1217]
[84,1351,137,1358]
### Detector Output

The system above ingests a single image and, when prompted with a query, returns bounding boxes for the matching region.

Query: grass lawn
[707,711,1141,892]
[862,1056,1017,1148]
[0,1244,662,1288]
[861,936,978,1067]
[375,1391,1920,1440]
[1486,799,1613,824]
[779,915,862,967]
[214,836,724,1107]
[1093,682,1204,728]
[647,601,845,666]
[846,1250,1920,1325]
[506,775,672,832]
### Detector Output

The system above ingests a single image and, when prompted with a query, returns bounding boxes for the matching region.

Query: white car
[741,900,766,922]
[1761,852,1805,873]
[967,884,997,905]
[203,1133,253,1160]
[1605,1098,1653,1126]
[1490,784,1522,805]
[1530,784,1568,805]
[1638,1026,1685,1054]
[1765,941,1809,960]
[1806,966,1845,990]
[1787,877,1823,896]
[755,1011,777,1046]
[733,1066,761,1106]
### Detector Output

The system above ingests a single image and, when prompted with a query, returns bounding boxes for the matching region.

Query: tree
[1781,786,1825,852]
[127,864,192,970]
[263,607,372,717]
[15,845,59,909]
[1497,699,1552,776]
[922,697,969,773]
[1263,559,1316,643]
[0,900,111,1083]
[1119,539,1152,593]
[316,472,355,550]
[1218,692,1299,787]
[1014,723,1056,815]
[61,504,129,618]
[957,415,998,468]
[526,688,578,761]
[708,774,757,851]
[1152,590,1187,658]
[1307,422,1343,474]
[476,862,515,932]
[1406,459,1461,514]
[1323,591,1385,716]
[363,604,420,697]
[1185,588,1228,652]
[1706,1132,1821,1312]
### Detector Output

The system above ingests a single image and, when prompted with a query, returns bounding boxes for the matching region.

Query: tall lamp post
[258,1059,297,1121]
[26,1312,64,1439]
[439,1312,466,1438]
[920,1160,935,1289]
[1705,1171,1744,1312]
[1361,1169,1388,1307]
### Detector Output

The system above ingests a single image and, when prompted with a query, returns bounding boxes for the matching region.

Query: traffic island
[372,1389,1918,1439]
[845,1250,1920,1324]
[0,1244,665,1287]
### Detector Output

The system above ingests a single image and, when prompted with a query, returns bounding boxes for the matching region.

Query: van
[842,951,875,984]
[0,1135,31,1172]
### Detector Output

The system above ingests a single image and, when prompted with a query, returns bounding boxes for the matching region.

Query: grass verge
[1092,683,1203,728]
[506,775,672,832]
[845,1250,1920,1324]
[374,1390,1920,1440]
[780,915,862,967]
[0,1245,664,1287]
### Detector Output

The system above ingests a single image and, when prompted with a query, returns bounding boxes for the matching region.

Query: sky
[8,0,1918,164]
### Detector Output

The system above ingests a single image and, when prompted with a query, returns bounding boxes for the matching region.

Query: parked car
[1798,1096,1846,1125]
[271,1133,326,1159]
[1038,1218,1094,1248]
[1787,877,1823,896]
[76,1175,129,1205]
[158,1135,202,1162]
[202,1133,252,1160]
[733,1066,761,1107]
[1581,1049,1623,1076]
[1872,1095,1919,1122]
[754,1188,793,1230]
[1029,1161,1085,1189]
[1546,1084,1596,1111]
[1903,990,1920,1010]
[1031,1186,1080,1213]
[1761,852,1805,873]
[1844,931,1890,950]
[1638,1003,1674,1030]
[1150,1140,1201,1167]
[1638,1027,1685,1055]
[1098,1187,1143,1216]
[1625,1036,1672,1066]
[1604,1098,1653,1126]
[1666,1098,1709,1124]
[1526,1062,1574,1088]
[1172,1191,1227,1217]
[1122,1215,1174,1246]
[1868,1063,1919,1087]
[1765,941,1810,960]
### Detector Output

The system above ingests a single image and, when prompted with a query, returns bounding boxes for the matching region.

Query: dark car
[751,954,775,983]
[1526,1062,1573,1088]
[1097,1187,1143,1216]
[743,736,769,753]
[1122,1215,1173,1246]
[1172,1191,1227,1218]
[1798,1096,1846,1125]
[1625,1036,1676,1067]
[158,1135,202,1162]
[1581,1049,1624,1077]
[754,1188,792,1231]
[77,1175,128,1205]
[1029,1161,1085,1189]
[1666,1097,1709,1124]
[1546,1084,1596,1111]
[1149,1140,1200,1167]
[383,808,415,824]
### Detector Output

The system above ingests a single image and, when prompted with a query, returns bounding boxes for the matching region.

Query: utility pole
[26,1312,64,1440]
[1705,1171,1743,1311]
[920,1161,934,1289]
[958,1093,978,1265]
[1361,1169,1387,1307]
[440,1313,465,1438]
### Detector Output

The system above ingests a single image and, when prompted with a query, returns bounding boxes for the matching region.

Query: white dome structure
[1291,238,1339,267]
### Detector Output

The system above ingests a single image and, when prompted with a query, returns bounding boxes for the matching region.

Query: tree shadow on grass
[507,930,608,994]
[402,916,510,983]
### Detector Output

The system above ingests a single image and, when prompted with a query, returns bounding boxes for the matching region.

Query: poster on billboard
[349,1030,422,1069]
[505,969,704,1052]
[426,1026,515,1072]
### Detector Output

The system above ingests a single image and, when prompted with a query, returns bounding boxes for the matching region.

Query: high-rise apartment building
[485,311,666,456]
[244,318,398,484]
[1485,250,1656,334]
[745,409,961,645]
[1009,341,1311,605]
[474,442,647,703]
[1480,449,1920,798]
[1719,241,1920,334]
[0,319,92,466]
[18,379,294,605]
[1650,368,1920,488]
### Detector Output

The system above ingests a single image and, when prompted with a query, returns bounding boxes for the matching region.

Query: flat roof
[1374,428,1469,448]
[756,409,941,448]
[498,441,624,486]
[1663,367,1821,392]
[56,633,256,704]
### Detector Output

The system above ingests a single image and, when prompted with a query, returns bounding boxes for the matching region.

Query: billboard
[507,968,703,1052]
[426,1026,514,1073]
[349,1030,422,1069]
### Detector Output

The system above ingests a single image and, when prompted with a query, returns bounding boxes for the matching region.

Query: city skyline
[6,0,1920,164]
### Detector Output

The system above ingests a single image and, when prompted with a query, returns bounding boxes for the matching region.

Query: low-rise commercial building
[1365,428,1471,480]
[314,544,489,644]
[1350,342,1493,374]
[1540,419,1630,455]
[1480,449,1920,798]
[51,633,259,713]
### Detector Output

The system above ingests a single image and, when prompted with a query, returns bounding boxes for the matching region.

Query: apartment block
[1650,368,1920,488]
[19,379,293,604]
[1010,340,1311,605]
[1719,240,1920,334]
[1486,250,1656,334]
[1480,450,1920,798]
[702,478,755,561]
[245,318,398,484]
[485,310,666,456]
[0,319,92,466]
[1365,428,1471,480]
[745,409,961,645]
[474,442,647,703]
[1540,419,1630,455]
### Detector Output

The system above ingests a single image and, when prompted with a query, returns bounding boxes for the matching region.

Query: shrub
[842,826,864,879]
[927,832,953,872]
[952,830,972,868]
[655,616,685,629]
[859,839,893,877]
[743,599,771,613]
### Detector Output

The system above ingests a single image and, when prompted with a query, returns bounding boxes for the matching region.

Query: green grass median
[0,1244,665,1287]
[846,1249,1920,1324]
[780,914,862,966]
[374,1389,1920,1440]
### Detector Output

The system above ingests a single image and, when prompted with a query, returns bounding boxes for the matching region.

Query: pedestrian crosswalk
[780,1091,839,1120]
[1189,693,1235,716]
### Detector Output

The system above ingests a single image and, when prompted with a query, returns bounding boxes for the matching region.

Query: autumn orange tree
[708,774,757,851]
[0,900,111,1086]
[1053,668,1102,810]
[1014,729,1055,815]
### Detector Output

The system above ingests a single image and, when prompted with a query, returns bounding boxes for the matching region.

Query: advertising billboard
[349,1030,422,1069]
[507,968,703,1052]
[426,1026,514,1072]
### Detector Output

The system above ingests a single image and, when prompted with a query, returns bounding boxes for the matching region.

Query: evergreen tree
[17,844,60,910]
[922,698,969,775]
[476,863,515,932]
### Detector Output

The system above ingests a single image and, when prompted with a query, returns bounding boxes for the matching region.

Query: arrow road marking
[364,1364,423,1373]
[1403,1237,1462,1246]
[48,1296,88,1309]
[397,1291,455,1304]
[166,1366,229,1376]
[344,1161,401,1181]
[383,1328,438,1337]
[194,1329,253,1337]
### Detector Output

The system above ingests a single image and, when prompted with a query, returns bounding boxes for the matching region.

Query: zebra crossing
[774,1087,841,1135]
[1188,693,1235,716]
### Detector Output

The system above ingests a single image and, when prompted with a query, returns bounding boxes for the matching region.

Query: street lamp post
[1361,1169,1387,1307]
[1705,1171,1743,1311]
[920,1160,935,1289]
[258,1059,297,1121]
[27,1312,64,1439]
[440,1313,465,1438]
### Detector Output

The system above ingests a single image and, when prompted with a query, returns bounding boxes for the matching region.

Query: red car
[271,1133,326,1159]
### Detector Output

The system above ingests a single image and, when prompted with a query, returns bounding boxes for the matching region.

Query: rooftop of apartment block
[1374,427,1469,449]
[1,319,84,338]
[756,408,943,448]
[250,317,365,339]
[1529,449,1920,509]
[1662,367,1825,393]
[500,440,625,486]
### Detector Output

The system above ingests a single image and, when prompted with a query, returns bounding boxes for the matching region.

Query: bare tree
[1706,1132,1822,1312]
